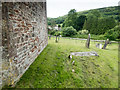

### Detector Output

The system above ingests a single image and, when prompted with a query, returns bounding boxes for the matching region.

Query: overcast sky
[47,0,120,18]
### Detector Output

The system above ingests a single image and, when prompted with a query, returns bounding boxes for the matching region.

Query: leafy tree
[97,17,116,34]
[105,25,120,40]
[64,9,78,29]
[83,11,116,35]
[91,10,101,17]
[76,15,86,31]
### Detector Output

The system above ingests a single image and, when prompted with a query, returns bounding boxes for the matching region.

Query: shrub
[105,25,120,40]
[78,30,89,35]
[62,26,77,37]
[49,30,57,35]
[54,31,62,36]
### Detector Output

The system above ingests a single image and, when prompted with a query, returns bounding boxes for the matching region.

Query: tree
[75,15,86,31]
[91,10,101,17]
[83,10,116,35]
[63,9,78,29]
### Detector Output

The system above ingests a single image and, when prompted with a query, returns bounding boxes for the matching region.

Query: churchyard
[10,37,118,88]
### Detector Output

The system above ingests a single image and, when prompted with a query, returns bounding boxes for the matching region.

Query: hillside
[47,6,119,25]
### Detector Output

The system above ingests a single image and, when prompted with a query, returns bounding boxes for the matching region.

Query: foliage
[58,24,61,28]
[83,14,116,35]
[47,16,67,25]
[105,25,120,40]
[78,30,89,35]
[63,9,86,31]
[49,30,57,35]
[75,15,86,31]
[49,20,56,28]
[54,31,62,36]
[48,6,119,26]
[48,6,118,37]
[62,26,77,37]
[63,9,78,30]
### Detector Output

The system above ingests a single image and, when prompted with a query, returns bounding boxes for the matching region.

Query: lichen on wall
[1,2,48,87]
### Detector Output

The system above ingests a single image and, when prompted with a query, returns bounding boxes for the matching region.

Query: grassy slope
[14,37,118,88]
[48,6,119,24]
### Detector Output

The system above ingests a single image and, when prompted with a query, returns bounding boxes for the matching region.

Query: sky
[47,0,120,18]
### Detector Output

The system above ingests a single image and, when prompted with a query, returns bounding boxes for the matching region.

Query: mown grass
[14,37,118,88]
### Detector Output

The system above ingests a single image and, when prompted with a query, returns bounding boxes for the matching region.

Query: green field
[14,37,118,88]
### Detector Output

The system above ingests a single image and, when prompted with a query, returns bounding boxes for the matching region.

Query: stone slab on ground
[70,51,99,56]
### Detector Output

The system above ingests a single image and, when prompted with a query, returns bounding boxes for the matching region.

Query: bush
[49,30,57,35]
[78,30,89,35]
[105,25,120,40]
[62,26,77,37]
[54,31,62,36]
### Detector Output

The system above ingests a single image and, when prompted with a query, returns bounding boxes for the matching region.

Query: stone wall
[1,2,47,87]
[0,1,2,89]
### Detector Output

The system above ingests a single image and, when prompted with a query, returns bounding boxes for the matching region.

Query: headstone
[58,35,60,41]
[102,39,109,49]
[86,34,90,48]
[96,43,102,49]
[99,44,102,49]
[48,35,51,39]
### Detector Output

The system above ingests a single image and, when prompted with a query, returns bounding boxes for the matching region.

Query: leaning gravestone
[86,34,90,48]
[102,39,109,49]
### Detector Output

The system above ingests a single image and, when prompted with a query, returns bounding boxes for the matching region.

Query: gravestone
[102,39,109,49]
[86,34,90,48]
[96,43,102,49]
[58,35,60,41]
[48,35,51,39]
[70,51,99,57]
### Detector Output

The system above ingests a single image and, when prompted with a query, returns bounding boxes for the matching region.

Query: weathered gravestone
[58,35,60,41]
[70,51,99,57]
[96,43,102,49]
[86,34,90,48]
[102,39,109,49]
[48,35,51,39]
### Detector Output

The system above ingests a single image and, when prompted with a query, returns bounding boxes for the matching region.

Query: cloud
[47,0,120,18]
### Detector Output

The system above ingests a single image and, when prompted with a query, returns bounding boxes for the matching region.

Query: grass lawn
[14,37,118,88]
